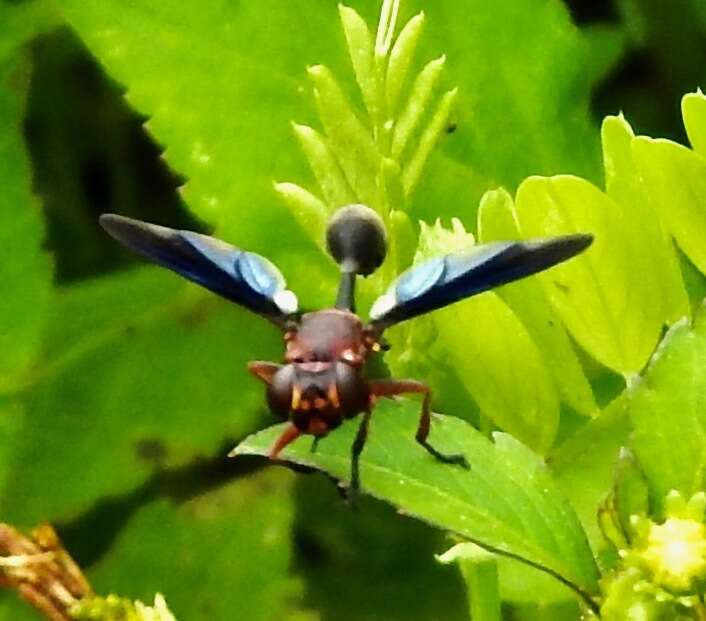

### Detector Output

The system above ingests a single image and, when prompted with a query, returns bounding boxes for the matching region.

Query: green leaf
[0,52,52,394]
[291,123,355,210]
[385,11,425,117]
[478,188,597,416]
[234,399,600,599]
[632,135,706,279]
[339,5,379,123]
[86,471,297,621]
[308,64,382,210]
[601,115,689,325]
[413,0,602,221]
[390,54,445,160]
[1,268,281,523]
[515,175,663,376]
[55,0,340,301]
[629,313,706,514]
[682,90,706,159]
[549,395,630,554]
[433,295,560,454]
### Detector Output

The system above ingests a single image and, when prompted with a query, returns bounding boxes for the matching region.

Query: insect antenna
[326,204,387,312]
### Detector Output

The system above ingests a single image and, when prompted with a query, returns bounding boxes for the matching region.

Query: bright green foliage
[629,314,706,515]
[601,115,690,325]
[550,396,631,555]
[515,175,663,376]
[478,188,597,416]
[72,594,176,621]
[234,399,600,599]
[633,134,706,279]
[682,90,706,159]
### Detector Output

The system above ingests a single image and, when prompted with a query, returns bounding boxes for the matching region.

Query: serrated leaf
[86,471,296,621]
[478,188,597,416]
[0,54,52,394]
[55,0,340,301]
[515,175,663,376]
[273,182,329,248]
[629,313,706,514]
[632,136,706,279]
[1,268,281,523]
[234,399,599,598]
[682,90,706,159]
[601,115,689,325]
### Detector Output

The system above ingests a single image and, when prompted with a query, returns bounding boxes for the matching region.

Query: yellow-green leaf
[632,136,706,278]
[682,89,706,159]
[478,188,597,416]
[515,175,662,376]
[602,115,689,324]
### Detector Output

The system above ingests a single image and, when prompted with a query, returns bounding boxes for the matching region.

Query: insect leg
[248,361,281,385]
[368,379,469,468]
[268,424,301,460]
[349,409,372,506]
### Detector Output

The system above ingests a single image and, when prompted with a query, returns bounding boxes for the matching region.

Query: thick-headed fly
[100,205,592,495]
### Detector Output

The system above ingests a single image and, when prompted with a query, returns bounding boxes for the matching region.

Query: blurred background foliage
[2,0,706,619]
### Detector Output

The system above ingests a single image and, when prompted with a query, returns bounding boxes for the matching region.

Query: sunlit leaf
[601,115,689,324]
[629,314,706,514]
[515,175,663,376]
[478,188,597,416]
[682,90,706,160]
[234,399,600,598]
[632,136,706,279]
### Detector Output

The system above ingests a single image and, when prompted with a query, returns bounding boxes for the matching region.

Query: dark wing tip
[99,213,142,241]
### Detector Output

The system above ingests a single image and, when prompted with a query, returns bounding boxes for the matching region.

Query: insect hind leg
[368,379,469,469]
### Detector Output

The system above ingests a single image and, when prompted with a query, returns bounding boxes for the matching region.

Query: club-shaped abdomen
[266,365,296,418]
[326,204,387,276]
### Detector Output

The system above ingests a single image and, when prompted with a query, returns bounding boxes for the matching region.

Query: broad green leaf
[478,188,597,416]
[549,396,630,555]
[602,115,689,324]
[55,0,341,303]
[629,314,706,514]
[1,268,281,523]
[0,52,52,394]
[682,90,706,159]
[515,175,663,376]
[234,399,600,598]
[632,136,706,279]
[412,0,602,224]
[86,471,296,621]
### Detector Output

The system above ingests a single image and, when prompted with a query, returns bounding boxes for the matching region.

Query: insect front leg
[247,361,281,385]
[368,379,469,468]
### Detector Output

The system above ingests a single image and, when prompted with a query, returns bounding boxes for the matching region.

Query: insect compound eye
[334,362,368,416]
[266,365,296,418]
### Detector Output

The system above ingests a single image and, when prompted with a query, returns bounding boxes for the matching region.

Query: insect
[100,205,592,496]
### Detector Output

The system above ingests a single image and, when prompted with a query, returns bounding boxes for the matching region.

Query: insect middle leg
[349,409,372,503]
[368,379,469,468]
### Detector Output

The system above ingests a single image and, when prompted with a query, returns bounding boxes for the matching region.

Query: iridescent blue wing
[369,234,592,327]
[100,214,298,324]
